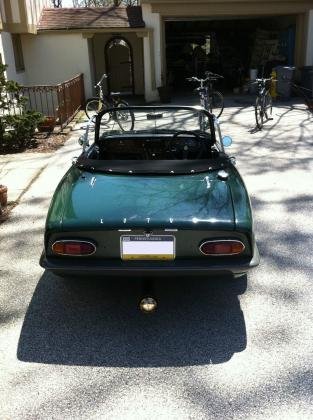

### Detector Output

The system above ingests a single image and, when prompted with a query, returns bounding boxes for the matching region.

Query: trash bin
[300,66,313,97]
[275,66,295,99]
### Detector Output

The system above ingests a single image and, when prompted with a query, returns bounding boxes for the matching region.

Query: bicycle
[187,71,224,120]
[84,73,134,131]
[252,77,275,129]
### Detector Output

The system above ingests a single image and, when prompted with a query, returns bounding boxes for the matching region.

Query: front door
[105,37,134,95]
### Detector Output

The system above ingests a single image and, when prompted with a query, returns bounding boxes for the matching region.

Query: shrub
[0,63,43,152]
[2,112,43,150]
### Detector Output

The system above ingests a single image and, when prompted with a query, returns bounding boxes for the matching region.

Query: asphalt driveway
[0,98,313,419]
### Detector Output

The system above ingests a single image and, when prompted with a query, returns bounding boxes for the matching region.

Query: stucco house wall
[0,31,27,84]
[22,32,93,98]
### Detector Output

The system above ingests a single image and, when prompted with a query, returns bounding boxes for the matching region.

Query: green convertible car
[40,106,259,280]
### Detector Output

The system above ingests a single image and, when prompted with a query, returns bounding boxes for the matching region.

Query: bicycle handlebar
[96,73,108,87]
[187,76,211,83]
[187,76,207,82]
[255,78,274,82]
[187,73,223,84]
[249,78,277,85]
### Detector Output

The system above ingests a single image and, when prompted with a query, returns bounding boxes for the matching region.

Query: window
[12,34,25,72]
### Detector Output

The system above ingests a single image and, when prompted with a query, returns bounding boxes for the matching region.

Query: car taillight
[52,240,96,256]
[199,240,245,256]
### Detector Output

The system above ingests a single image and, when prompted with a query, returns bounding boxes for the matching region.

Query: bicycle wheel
[209,91,224,118]
[85,98,106,121]
[264,92,272,120]
[255,97,264,129]
[115,100,134,131]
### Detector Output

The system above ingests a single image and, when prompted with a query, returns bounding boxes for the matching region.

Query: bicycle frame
[94,74,121,107]
[199,85,209,109]
[256,83,268,99]
[95,84,120,108]
[85,73,134,131]
[187,72,224,123]
[254,78,273,99]
[190,77,212,110]
[253,77,274,129]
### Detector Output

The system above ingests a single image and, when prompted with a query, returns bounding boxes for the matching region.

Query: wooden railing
[20,74,85,128]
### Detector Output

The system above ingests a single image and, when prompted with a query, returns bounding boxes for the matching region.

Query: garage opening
[165,16,296,92]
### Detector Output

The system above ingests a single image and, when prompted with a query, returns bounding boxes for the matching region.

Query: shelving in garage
[165,15,296,91]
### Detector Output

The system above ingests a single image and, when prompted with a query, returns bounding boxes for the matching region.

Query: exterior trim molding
[41,28,149,36]
[2,0,37,34]
[149,1,313,16]
[3,22,37,34]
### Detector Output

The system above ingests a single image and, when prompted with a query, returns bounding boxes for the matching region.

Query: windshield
[76,106,225,175]
[95,106,215,140]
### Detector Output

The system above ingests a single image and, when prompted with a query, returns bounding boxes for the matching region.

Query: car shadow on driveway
[17,271,247,367]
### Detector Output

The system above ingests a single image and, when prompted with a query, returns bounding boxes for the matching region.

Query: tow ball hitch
[139,280,157,314]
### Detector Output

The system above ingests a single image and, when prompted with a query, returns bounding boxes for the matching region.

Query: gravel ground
[0,100,313,420]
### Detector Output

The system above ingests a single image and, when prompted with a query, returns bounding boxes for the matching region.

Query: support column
[141,4,162,102]
[305,10,313,65]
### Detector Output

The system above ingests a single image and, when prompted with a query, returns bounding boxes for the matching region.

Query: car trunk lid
[57,169,235,231]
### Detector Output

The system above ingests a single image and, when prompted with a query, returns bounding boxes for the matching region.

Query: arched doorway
[105,37,134,95]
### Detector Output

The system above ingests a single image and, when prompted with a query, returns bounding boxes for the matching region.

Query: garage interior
[165,16,296,93]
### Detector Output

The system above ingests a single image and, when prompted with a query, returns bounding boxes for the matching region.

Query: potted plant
[37,116,56,132]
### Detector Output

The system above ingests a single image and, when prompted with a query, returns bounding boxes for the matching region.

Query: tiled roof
[37,6,145,31]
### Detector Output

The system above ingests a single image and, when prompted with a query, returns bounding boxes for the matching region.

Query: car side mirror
[222,136,232,147]
[78,134,89,148]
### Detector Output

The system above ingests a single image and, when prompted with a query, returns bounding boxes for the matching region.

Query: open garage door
[165,15,296,91]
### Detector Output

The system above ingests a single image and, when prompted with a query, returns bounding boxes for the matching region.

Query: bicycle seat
[110,92,121,96]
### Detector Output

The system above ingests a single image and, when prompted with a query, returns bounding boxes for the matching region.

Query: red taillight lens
[52,241,96,256]
[199,240,245,256]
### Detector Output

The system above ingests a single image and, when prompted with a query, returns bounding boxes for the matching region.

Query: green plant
[3,112,42,149]
[0,63,43,151]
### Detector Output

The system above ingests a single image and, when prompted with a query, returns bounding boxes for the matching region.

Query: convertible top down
[40,106,259,278]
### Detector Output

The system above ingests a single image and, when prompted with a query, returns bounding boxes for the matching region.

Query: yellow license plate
[121,235,175,261]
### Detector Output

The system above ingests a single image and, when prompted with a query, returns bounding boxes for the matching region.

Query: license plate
[121,235,175,261]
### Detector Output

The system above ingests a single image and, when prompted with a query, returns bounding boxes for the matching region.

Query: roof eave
[37,26,146,34]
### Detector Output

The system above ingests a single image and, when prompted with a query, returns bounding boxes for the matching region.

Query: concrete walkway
[0,119,88,205]
[0,152,53,203]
